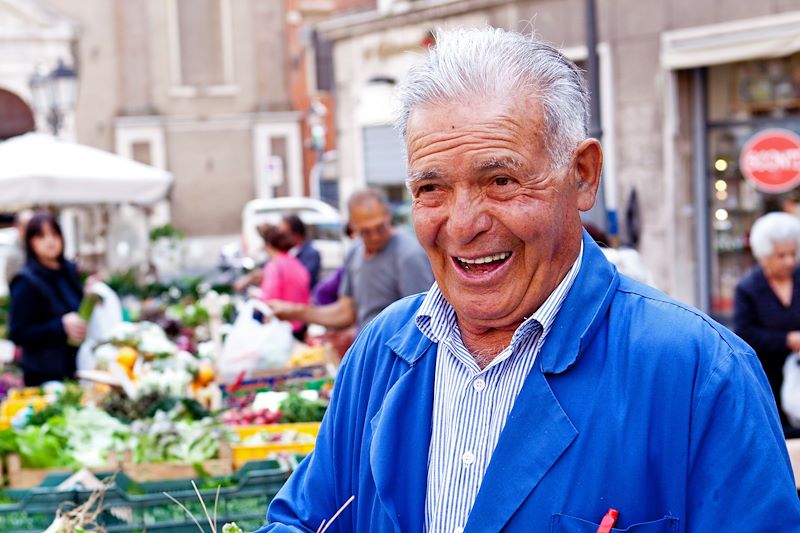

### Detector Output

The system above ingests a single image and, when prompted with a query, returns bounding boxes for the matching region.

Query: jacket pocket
[551,513,679,533]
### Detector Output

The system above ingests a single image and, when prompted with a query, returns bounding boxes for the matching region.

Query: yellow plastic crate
[231,422,320,466]
[7,388,44,400]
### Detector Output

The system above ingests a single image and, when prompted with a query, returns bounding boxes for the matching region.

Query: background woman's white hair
[749,212,800,260]
[395,27,589,170]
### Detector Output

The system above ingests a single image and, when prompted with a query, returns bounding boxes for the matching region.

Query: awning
[661,11,800,69]
[0,133,173,207]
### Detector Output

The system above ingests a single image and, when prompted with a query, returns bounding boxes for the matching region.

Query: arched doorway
[0,89,35,140]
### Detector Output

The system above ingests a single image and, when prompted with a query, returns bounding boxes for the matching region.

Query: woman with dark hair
[8,211,87,385]
[258,225,311,341]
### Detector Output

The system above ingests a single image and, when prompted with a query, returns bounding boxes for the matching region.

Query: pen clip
[595,508,619,533]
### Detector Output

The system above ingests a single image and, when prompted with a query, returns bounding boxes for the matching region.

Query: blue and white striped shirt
[417,244,583,533]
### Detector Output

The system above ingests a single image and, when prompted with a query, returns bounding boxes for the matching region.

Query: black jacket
[8,259,83,378]
[733,266,800,416]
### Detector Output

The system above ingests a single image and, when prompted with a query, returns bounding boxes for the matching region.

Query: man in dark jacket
[280,215,321,289]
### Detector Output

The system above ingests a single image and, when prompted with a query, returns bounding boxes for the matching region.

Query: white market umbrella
[0,133,172,207]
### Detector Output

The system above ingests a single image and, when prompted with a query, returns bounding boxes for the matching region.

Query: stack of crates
[0,460,289,533]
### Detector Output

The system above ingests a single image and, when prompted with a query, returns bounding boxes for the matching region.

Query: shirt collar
[415,242,584,346]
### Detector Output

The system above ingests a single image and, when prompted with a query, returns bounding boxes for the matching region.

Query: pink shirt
[260,253,311,332]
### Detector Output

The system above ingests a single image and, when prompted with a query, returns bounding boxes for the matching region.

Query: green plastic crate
[0,460,288,533]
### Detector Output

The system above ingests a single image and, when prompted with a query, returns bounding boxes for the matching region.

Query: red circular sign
[739,129,800,194]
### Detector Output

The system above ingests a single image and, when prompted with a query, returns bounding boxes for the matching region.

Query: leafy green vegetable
[128,408,229,465]
[102,389,170,423]
[145,397,210,421]
[149,223,184,242]
[0,428,18,456]
[15,418,74,468]
[279,392,328,423]
[26,382,83,426]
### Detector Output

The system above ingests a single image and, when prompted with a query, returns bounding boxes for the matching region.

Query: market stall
[0,279,338,532]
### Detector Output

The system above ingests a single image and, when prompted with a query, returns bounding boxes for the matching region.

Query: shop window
[706,54,800,319]
[708,54,800,122]
[363,125,407,187]
[313,31,334,92]
[131,141,152,165]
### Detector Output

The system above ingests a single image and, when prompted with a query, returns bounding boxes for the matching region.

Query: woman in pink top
[258,225,311,340]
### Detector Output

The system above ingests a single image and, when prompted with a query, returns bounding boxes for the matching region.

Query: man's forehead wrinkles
[409,132,521,161]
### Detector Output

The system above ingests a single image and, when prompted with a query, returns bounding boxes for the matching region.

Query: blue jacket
[260,233,800,532]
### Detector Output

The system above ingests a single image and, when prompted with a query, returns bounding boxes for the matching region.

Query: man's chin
[453,304,525,331]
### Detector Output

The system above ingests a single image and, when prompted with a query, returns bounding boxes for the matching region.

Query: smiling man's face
[407,94,600,335]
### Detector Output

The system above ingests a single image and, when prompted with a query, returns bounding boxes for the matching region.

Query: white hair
[749,211,800,260]
[395,27,589,170]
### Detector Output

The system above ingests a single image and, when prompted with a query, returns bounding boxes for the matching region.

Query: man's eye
[417,184,437,194]
[494,176,512,186]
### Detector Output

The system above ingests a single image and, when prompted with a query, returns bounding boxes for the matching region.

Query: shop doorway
[0,89,35,140]
[704,53,800,321]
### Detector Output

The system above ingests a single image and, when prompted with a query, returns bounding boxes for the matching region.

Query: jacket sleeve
[307,247,321,287]
[258,326,374,531]
[686,346,800,530]
[8,276,67,348]
[733,281,788,354]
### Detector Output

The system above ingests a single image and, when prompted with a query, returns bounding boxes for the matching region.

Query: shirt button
[454,528,464,533]
[462,450,475,466]
[472,378,486,391]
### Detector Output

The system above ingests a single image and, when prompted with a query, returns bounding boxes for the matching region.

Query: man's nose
[447,192,491,244]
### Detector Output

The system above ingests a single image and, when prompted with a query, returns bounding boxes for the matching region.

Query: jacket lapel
[370,318,437,533]
[464,369,577,532]
[465,234,619,531]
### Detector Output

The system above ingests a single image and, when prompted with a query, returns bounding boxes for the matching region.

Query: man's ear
[572,139,603,212]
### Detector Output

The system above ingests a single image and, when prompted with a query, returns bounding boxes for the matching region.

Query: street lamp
[29,59,78,137]
[308,98,328,200]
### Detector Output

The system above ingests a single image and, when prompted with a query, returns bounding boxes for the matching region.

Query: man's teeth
[457,252,511,265]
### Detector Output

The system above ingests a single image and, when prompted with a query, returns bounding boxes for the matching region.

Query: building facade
[0,0,76,141]
[316,0,800,318]
[3,0,305,240]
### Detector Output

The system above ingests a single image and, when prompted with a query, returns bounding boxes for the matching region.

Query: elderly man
[268,188,433,330]
[260,28,800,532]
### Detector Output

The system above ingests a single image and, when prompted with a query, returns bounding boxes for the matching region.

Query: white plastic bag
[218,299,294,383]
[77,281,123,371]
[781,353,800,428]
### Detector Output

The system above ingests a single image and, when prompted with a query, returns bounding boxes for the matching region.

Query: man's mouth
[454,252,512,274]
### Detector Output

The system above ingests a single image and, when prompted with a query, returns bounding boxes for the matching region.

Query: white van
[241,197,346,274]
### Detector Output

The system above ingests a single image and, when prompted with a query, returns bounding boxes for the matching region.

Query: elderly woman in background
[734,211,800,429]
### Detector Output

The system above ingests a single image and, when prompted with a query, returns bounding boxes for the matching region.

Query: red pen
[596,508,619,533]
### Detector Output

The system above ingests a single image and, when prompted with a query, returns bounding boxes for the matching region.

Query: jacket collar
[385,302,433,366]
[538,231,619,374]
